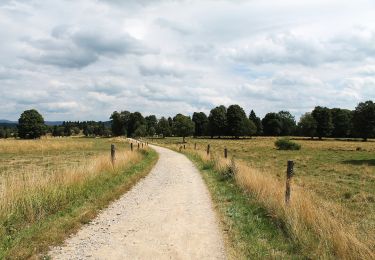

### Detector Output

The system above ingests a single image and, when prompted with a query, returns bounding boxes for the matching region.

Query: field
[0,137,157,259]
[148,137,375,259]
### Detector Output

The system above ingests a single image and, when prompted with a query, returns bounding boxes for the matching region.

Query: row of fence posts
[110,140,149,167]
[180,142,295,205]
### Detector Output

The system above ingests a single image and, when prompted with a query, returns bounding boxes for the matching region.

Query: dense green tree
[72,126,81,135]
[298,113,317,138]
[168,117,173,128]
[128,112,146,137]
[208,105,227,138]
[278,111,297,136]
[330,108,352,138]
[134,124,147,137]
[83,125,94,136]
[18,109,46,139]
[312,106,334,139]
[192,112,208,137]
[0,128,6,138]
[249,110,263,135]
[226,104,255,138]
[156,117,172,137]
[172,114,195,142]
[110,111,129,136]
[145,115,158,136]
[52,126,65,137]
[352,101,375,141]
[262,113,282,136]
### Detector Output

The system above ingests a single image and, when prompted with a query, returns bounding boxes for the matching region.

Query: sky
[0,0,375,121]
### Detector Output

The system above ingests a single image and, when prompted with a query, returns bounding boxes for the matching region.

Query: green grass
[0,138,157,259]
[187,152,304,259]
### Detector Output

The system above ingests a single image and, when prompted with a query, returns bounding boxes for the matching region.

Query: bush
[275,138,301,150]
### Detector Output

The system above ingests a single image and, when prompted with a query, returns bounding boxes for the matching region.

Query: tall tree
[208,105,227,138]
[312,106,334,139]
[331,108,352,138]
[352,101,375,141]
[249,110,263,135]
[227,104,255,138]
[298,113,317,139]
[262,113,282,136]
[156,117,172,137]
[192,112,208,137]
[278,111,297,136]
[145,115,158,136]
[127,112,146,137]
[18,109,46,139]
[172,114,195,143]
[110,111,129,136]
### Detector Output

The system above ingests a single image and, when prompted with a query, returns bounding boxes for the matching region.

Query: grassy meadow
[0,137,157,259]
[148,137,375,259]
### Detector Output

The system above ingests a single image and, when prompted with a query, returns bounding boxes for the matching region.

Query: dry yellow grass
[0,138,93,153]
[185,147,374,259]
[0,150,142,226]
[0,137,156,259]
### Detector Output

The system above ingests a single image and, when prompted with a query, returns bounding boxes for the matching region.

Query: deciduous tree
[18,109,46,139]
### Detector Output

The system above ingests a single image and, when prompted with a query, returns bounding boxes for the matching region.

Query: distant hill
[45,121,63,126]
[0,119,63,126]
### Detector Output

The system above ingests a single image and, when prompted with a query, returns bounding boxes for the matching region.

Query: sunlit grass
[0,137,155,259]
[149,137,375,259]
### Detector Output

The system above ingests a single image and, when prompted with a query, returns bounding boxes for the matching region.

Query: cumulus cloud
[0,0,374,121]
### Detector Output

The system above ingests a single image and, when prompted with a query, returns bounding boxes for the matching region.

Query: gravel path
[49,145,226,260]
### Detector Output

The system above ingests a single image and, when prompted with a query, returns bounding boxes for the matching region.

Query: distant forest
[2,100,374,141]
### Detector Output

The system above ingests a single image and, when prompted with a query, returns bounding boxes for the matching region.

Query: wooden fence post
[224,147,227,158]
[138,143,140,150]
[183,144,186,149]
[194,143,197,150]
[111,144,116,166]
[142,143,144,148]
[207,144,210,155]
[285,160,294,204]
[130,143,133,151]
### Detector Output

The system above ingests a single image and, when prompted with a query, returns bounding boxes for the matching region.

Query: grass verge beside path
[186,152,304,259]
[0,148,158,259]
[147,138,374,259]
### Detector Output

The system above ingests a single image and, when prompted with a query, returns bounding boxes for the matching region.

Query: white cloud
[0,0,374,121]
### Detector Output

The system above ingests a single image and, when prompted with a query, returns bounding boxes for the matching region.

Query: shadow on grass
[342,159,375,166]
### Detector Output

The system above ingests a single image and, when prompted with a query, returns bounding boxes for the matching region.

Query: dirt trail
[49,145,226,259]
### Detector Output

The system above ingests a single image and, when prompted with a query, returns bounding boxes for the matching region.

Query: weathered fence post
[194,143,197,150]
[224,147,228,158]
[285,160,294,204]
[183,144,186,149]
[142,143,144,148]
[138,143,140,150]
[207,144,210,155]
[111,144,116,166]
[130,143,133,151]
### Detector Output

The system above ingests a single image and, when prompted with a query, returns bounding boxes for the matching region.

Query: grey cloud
[22,26,152,68]
[224,30,375,66]
[139,64,184,78]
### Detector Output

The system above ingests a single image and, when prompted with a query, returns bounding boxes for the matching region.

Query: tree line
[7,100,375,141]
[110,100,375,141]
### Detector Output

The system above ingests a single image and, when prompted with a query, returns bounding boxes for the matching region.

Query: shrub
[275,138,301,150]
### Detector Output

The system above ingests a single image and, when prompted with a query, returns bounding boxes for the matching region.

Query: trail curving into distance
[49,145,226,259]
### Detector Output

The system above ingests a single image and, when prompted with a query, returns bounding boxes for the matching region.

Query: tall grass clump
[275,138,301,150]
[187,149,374,260]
